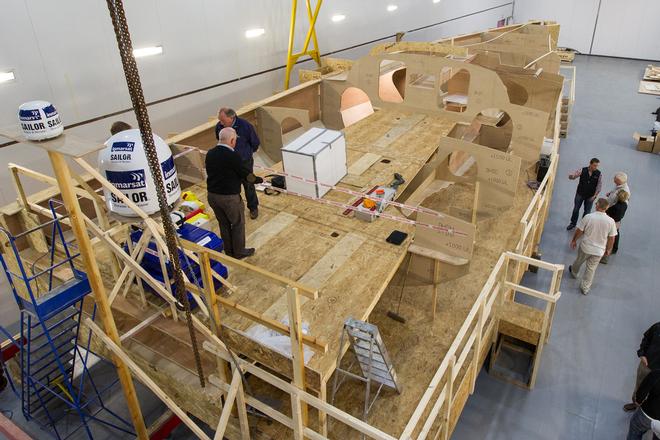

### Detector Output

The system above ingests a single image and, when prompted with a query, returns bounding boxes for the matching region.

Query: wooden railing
[400,252,562,440]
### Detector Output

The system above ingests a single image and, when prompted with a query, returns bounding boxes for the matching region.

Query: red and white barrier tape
[258,181,466,237]
[254,164,452,221]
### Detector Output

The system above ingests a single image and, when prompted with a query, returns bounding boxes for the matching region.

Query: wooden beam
[47,151,148,439]
[200,252,230,383]
[287,287,308,426]
[213,369,240,440]
[86,318,211,440]
[0,409,31,440]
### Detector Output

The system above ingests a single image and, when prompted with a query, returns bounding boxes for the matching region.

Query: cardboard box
[634,132,656,153]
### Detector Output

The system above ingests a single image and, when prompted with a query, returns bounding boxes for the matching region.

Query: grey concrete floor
[453,55,660,439]
[1,55,659,439]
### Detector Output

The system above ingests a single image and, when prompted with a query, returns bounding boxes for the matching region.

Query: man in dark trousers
[206,127,262,259]
[624,322,660,412]
[215,107,261,219]
[627,369,660,439]
[567,157,602,230]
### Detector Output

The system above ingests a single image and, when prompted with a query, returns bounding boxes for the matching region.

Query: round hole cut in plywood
[378,60,407,103]
[340,87,374,128]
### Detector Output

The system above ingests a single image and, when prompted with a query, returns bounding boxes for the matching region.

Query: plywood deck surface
[97,107,537,438]
[185,109,456,382]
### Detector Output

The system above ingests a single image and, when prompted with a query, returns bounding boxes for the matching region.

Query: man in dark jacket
[206,127,262,259]
[624,322,660,412]
[215,107,261,219]
[627,369,660,440]
[567,158,602,230]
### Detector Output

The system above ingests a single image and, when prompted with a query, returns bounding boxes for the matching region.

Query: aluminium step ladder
[0,200,133,439]
[331,317,401,423]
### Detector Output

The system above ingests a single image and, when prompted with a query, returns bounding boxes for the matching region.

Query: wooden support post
[214,370,241,440]
[471,301,485,394]
[432,258,441,320]
[120,229,151,301]
[442,356,455,440]
[9,167,28,209]
[471,181,480,225]
[317,379,328,437]
[47,151,148,439]
[287,286,308,426]
[233,364,251,440]
[290,392,305,440]
[200,252,230,383]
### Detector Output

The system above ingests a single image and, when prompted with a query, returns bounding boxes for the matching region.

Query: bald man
[206,127,262,259]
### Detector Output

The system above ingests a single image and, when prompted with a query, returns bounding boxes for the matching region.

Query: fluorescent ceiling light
[331,14,346,23]
[387,4,398,12]
[133,46,163,58]
[433,0,441,3]
[245,28,265,38]
[0,71,15,83]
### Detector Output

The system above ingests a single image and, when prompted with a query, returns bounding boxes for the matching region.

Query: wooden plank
[48,152,148,439]
[248,212,298,250]
[213,370,240,440]
[347,153,382,176]
[86,318,210,440]
[0,127,105,158]
[287,287,308,426]
[0,410,32,440]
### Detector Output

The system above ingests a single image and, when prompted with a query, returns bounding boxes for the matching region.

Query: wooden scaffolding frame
[0,20,569,440]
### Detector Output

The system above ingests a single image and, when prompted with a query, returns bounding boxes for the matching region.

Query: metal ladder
[331,317,401,423]
[0,200,133,439]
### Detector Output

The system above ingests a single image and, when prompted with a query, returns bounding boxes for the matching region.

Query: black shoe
[566,224,576,231]
[568,265,576,279]
[250,208,259,220]
[600,256,608,264]
[235,248,255,259]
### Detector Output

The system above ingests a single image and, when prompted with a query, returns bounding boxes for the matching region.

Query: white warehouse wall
[513,0,660,60]
[0,0,513,206]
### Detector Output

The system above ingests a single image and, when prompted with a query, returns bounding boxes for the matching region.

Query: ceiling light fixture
[433,0,441,3]
[133,46,163,58]
[387,5,398,12]
[245,28,266,39]
[331,14,346,23]
[0,71,15,83]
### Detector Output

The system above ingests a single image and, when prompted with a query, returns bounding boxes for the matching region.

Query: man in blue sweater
[215,107,261,219]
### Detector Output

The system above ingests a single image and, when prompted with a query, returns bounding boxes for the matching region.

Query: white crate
[281,127,347,199]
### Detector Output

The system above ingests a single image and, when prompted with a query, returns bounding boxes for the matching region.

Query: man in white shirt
[568,198,618,295]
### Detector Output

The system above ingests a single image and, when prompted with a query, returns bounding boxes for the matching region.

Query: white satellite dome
[18,101,64,141]
[99,129,181,217]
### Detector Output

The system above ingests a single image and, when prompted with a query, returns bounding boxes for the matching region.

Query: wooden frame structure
[0,21,570,440]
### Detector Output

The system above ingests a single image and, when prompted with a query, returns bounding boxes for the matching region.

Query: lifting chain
[105,0,205,387]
